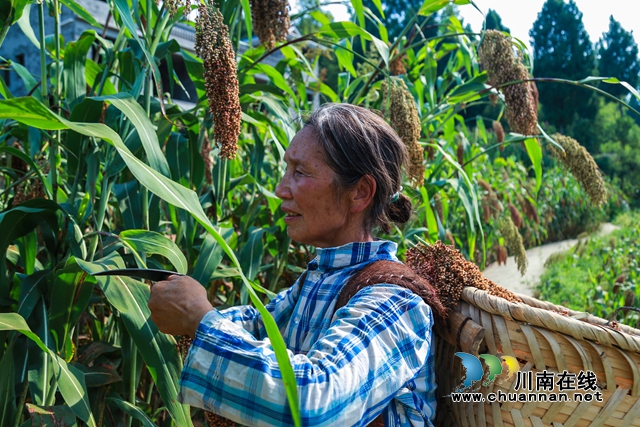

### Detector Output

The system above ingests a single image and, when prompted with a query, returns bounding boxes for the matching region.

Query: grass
[535,211,640,328]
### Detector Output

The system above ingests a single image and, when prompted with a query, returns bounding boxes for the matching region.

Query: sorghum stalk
[478,30,538,136]
[250,0,290,49]
[498,215,527,275]
[381,78,424,187]
[547,134,607,206]
[195,3,242,159]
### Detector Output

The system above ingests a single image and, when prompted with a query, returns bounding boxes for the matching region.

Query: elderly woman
[148,103,447,426]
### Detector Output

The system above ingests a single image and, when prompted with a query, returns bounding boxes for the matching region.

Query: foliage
[453,135,627,265]
[536,211,640,328]
[361,0,437,40]
[485,9,509,33]
[597,16,640,100]
[0,0,637,425]
[530,0,596,129]
[593,102,640,205]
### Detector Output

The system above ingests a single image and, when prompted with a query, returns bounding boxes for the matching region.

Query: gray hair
[304,103,412,234]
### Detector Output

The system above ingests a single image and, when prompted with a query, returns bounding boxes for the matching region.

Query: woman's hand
[148,275,214,338]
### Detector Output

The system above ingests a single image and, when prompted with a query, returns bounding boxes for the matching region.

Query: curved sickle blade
[91,268,184,282]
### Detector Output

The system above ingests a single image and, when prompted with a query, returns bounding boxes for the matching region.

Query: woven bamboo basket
[434,287,640,427]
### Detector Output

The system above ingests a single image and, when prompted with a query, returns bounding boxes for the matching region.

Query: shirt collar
[307,240,398,271]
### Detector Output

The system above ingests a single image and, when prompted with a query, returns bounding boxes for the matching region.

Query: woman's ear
[350,175,376,213]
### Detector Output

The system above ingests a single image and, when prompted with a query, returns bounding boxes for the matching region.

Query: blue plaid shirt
[180,240,436,426]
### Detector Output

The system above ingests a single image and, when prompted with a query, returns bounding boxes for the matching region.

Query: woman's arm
[179,285,434,427]
[148,275,299,338]
[216,283,298,337]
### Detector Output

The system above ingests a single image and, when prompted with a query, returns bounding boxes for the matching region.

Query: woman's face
[275,127,370,248]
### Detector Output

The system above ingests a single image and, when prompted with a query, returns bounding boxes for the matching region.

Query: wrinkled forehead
[284,127,326,165]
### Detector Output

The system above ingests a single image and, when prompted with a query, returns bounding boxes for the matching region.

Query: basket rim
[461,287,640,353]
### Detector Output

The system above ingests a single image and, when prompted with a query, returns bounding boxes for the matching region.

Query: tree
[593,101,640,204]
[530,0,596,130]
[486,9,509,33]
[597,16,640,99]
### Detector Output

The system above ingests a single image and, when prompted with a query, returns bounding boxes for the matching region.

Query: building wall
[1,4,86,96]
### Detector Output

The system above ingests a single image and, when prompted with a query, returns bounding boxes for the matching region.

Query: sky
[291,0,640,53]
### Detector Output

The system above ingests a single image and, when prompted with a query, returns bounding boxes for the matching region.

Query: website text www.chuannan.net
[450,390,604,403]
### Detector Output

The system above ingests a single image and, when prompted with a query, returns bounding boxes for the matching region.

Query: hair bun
[385,193,412,225]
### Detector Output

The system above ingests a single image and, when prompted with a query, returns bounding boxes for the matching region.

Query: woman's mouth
[283,211,301,222]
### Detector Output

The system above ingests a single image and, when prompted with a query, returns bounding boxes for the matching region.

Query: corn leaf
[119,229,188,274]
[0,313,97,427]
[524,137,543,195]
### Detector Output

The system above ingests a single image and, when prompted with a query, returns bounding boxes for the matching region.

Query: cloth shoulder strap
[334,260,433,314]
[333,260,436,427]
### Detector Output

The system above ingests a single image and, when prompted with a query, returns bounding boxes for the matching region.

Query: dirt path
[482,223,619,297]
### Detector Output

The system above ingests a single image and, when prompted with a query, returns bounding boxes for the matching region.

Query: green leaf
[370,35,389,66]
[420,187,438,240]
[0,73,12,99]
[108,397,157,427]
[64,30,96,108]
[0,342,17,427]
[251,64,298,104]
[76,254,192,427]
[192,228,233,287]
[524,137,542,194]
[428,142,484,241]
[419,0,451,15]
[17,270,50,320]
[16,4,39,49]
[240,0,252,45]
[349,0,365,50]
[113,180,143,230]
[112,0,166,116]
[16,230,36,275]
[334,40,357,78]
[85,59,117,95]
[9,61,41,100]
[0,97,66,129]
[53,358,96,427]
[92,94,171,177]
[0,313,97,427]
[0,96,302,427]
[447,178,475,233]
[0,206,59,258]
[1,0,28,25]
[119,229,188,274]
[59,0,102,28]
[370,0,384,17]
[0,145,52,198]
[25,404,77,427]
[350,0,365,28]
[48,258,95,361]
[310,10,330,26]
[447,73,488,103]
[74,363,121,388]
[27,299,53,406]
[317,22,371,40]
[240,83,286,98]
[239,227,266,282]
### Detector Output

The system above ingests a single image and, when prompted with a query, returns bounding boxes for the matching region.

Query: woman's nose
[275,174,290,199]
